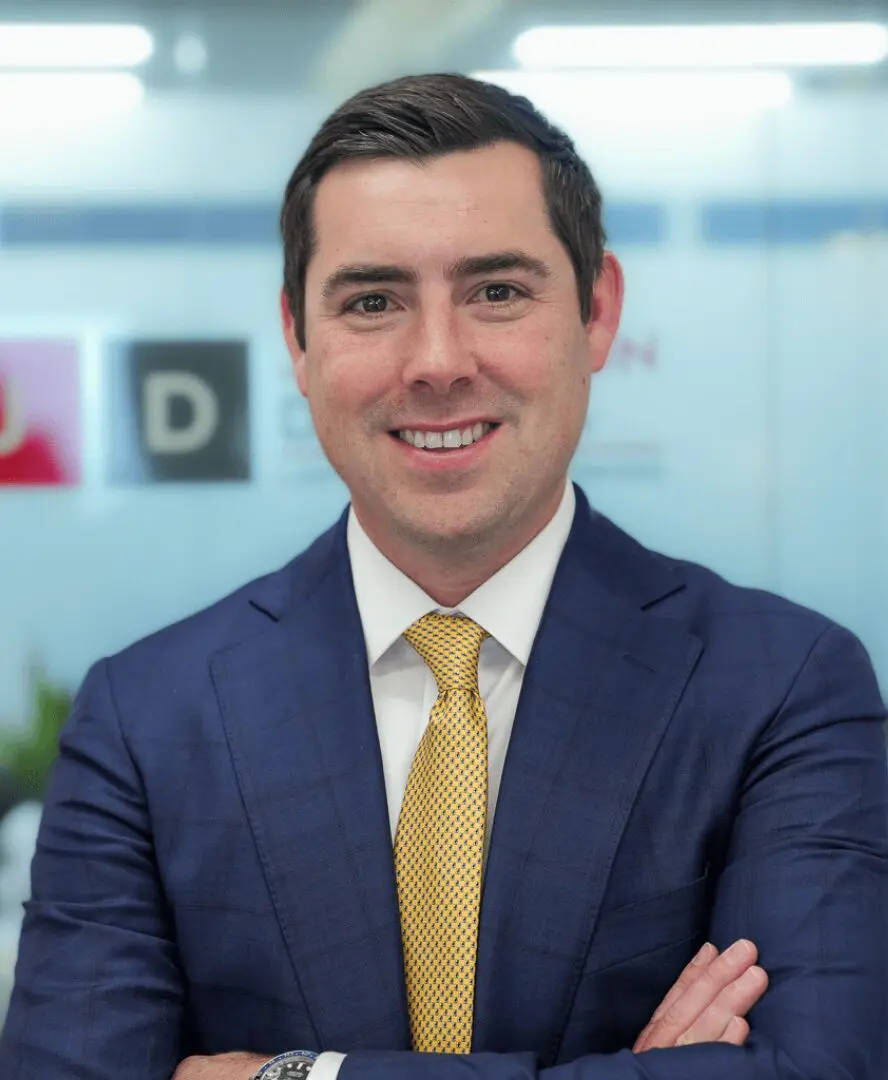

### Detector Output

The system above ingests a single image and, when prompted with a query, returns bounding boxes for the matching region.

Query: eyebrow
[320,249,553,299]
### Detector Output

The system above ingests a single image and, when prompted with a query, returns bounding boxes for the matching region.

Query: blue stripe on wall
[605,203,666,244]
[0,201,668,247]
[703,200,888,243]
[4,199,887,248]
[0,204,280,246]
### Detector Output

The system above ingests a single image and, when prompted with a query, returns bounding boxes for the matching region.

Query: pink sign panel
[0,341,81,486]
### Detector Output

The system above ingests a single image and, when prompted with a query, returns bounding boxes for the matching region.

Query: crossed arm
[1,627,886,1080]
[173,940,769,1079]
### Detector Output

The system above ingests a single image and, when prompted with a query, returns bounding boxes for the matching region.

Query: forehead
[308,142,561,269]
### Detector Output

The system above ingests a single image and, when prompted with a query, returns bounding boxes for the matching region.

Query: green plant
[0,668,72,803]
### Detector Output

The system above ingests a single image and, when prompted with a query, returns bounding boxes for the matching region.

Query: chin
[399,501,500,548]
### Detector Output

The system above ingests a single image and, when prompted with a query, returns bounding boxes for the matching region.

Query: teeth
[399,423,492,450]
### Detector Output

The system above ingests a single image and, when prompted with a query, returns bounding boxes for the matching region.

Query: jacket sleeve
[0,658,188,1080]
[337,625,888,1080]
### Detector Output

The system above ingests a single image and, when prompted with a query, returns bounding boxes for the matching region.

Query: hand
[171,1052,269,1080]
[633,939,769,1053]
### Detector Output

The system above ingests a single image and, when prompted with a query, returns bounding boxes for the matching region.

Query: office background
[1,0,888,1019]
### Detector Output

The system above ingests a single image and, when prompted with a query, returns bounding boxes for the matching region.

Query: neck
[390,545,521,610]
[355,481,567,609]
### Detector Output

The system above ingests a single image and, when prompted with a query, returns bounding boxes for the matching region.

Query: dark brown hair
[280,72,607,349]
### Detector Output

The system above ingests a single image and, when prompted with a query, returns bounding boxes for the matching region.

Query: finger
[650,942,718,1022]
[634,943,719,1052]
[639,940,758,1051]
[717,963,769,1016]
[675,966,768,1048]
[719,1016,750,1046]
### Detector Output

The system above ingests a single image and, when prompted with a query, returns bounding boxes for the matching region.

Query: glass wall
[1,0,887,1018]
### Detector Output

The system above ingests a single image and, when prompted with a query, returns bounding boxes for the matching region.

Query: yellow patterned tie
[394,613,490,1054]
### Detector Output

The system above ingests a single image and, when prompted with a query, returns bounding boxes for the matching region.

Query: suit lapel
[211,515,410,1052]
[473,488,703,1061]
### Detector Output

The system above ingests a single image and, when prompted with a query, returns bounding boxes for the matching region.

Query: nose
[400,307,479,395]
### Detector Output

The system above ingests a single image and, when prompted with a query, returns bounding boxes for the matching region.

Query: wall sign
[107,340,251,483]
[0,341,81,487]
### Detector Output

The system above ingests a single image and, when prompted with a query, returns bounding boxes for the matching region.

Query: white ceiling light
[0,23,153,68]
[513,23,888,70]
[0,72,144,127]
[474,70,793,123]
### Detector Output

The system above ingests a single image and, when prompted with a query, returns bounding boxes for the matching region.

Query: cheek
[489,324,587,398]
[306,339,389,416]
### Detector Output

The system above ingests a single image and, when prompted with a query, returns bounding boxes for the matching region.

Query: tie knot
[403,613,489,693]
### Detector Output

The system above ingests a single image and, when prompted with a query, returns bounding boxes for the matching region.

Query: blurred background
[1,0,888,1020]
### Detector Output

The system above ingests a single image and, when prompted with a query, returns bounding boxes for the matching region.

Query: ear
[280,287,308,397]
[586,252,625,374]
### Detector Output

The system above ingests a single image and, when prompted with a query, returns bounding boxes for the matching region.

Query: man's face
[282,140,623,559]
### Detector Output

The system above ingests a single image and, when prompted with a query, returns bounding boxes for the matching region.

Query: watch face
[265,1059,315,1080]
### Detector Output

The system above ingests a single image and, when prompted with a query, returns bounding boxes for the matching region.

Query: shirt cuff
[310,1051,347,1079]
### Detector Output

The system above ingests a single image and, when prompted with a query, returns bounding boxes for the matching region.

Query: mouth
[389,421,501,452]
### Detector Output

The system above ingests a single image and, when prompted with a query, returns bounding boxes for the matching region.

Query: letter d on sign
[144,371,219,455]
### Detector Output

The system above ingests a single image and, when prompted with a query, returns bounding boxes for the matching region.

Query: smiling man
[293,140,618,608]
[1,74,886,1080]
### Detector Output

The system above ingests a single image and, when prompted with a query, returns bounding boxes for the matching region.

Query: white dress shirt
[309,482,576,1080]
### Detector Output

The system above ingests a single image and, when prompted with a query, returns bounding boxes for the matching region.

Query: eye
[473,283,527,306]
[344,293,391,316]
[483,284,517,304]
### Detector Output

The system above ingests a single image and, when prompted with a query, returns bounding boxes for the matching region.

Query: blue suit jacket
[2,486,887,1080]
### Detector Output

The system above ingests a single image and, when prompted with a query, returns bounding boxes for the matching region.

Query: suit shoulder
[676,555,825,620]
[102,516,343,685]
[660,549,866,659]
[585,504,840,641]
[578,503,882,711]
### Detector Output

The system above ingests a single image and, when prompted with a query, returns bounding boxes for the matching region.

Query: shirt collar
[347,482,576,667]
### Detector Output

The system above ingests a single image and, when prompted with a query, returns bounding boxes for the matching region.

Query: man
[1,73,886,1080]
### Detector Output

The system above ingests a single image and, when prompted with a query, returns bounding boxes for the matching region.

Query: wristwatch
[250,1050,319,1080]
